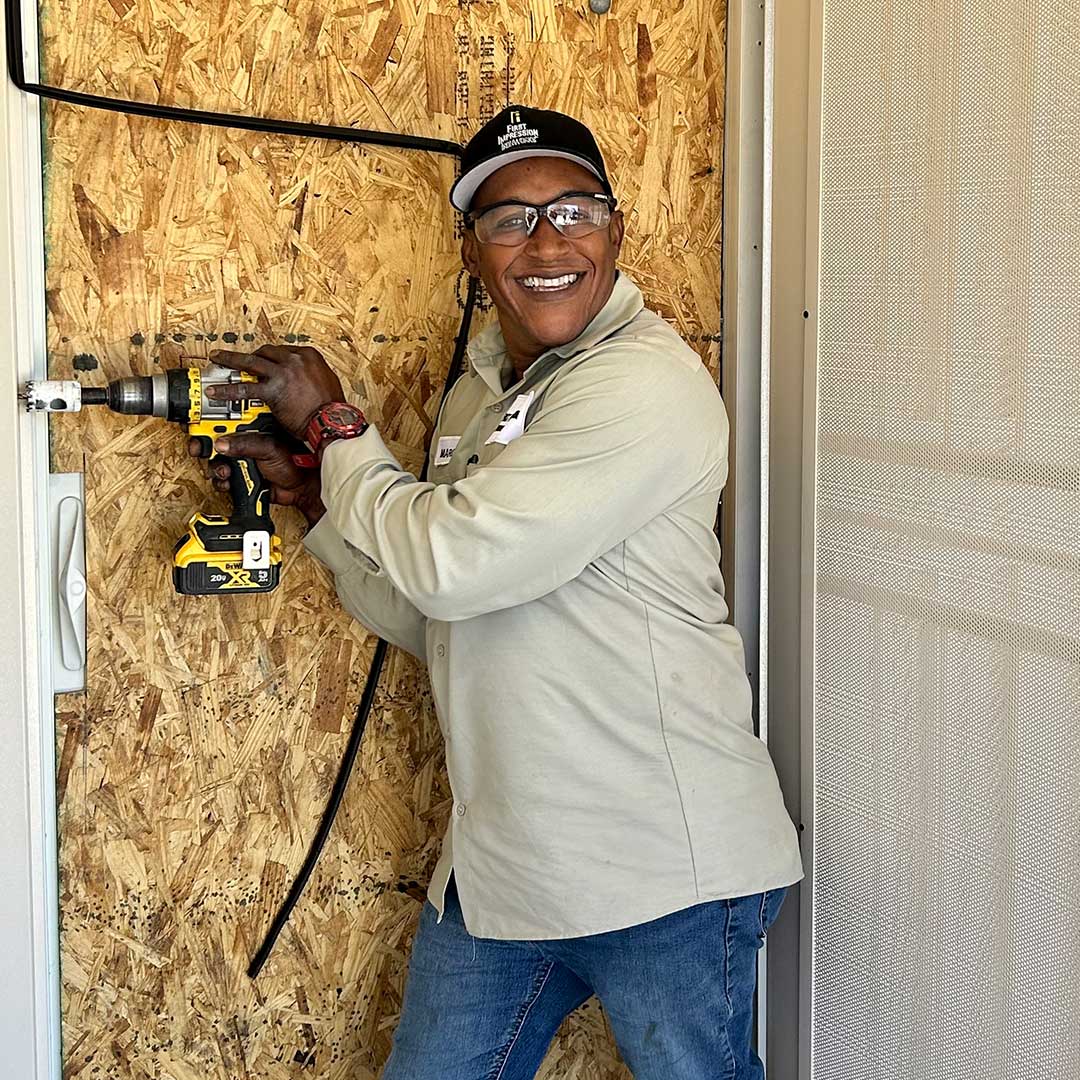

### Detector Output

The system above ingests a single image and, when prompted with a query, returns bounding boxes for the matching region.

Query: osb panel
[42,1,725,1077]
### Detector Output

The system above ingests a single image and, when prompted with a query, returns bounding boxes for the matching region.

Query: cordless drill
[22,364,289,595]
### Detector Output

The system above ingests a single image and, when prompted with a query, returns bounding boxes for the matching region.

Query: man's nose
[524,215,573,258]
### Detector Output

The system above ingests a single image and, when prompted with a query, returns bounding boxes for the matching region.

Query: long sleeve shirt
[302,273,804,939]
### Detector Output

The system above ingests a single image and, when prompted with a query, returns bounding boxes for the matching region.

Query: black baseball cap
[450,105,614,212]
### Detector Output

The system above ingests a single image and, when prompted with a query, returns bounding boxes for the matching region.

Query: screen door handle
[56,494,86,672]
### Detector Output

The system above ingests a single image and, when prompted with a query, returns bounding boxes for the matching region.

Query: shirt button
[455,803,467,817]
[467,454,479,465]
[436,644,446,658]
[489,402,503,412]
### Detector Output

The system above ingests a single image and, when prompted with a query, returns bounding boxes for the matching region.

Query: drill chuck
[98,374,168,415]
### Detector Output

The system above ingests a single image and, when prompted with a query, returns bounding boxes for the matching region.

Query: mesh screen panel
[813,3,1080,1077]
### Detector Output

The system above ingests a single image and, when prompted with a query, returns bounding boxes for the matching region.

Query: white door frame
[753,0,826,1077]
[722,1,810,1075]
[1,0,62,1076]
[765,0,824,1078]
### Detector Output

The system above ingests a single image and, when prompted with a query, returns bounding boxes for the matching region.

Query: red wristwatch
[294,402,369,466]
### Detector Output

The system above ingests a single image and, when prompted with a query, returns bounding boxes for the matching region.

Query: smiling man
[204,106,804,1079]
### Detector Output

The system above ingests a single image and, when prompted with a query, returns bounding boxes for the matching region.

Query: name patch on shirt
[485,391,535,446]
[435,436,461,466]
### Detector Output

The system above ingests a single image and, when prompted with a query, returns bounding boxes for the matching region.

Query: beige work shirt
[303,273,804,939]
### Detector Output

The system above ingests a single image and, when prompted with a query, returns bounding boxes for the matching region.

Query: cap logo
[498,113,540,152]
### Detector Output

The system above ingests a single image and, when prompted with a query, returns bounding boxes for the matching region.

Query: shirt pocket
[430,438,471,484]
[469,441,508,472]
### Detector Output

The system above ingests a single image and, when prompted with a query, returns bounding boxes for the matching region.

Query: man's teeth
[520,273,582,291]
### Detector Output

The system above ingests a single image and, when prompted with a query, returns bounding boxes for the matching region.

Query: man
[200,106,804,1079]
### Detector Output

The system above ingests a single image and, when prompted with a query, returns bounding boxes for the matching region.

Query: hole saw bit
[21,365,301,595]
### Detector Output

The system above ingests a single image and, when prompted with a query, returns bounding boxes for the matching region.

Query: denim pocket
[756,887,788,940]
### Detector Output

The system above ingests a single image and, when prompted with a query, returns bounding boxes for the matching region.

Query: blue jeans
[382,875,788,1080]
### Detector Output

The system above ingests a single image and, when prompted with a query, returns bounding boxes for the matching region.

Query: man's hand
[205,345,347,439]
[187,433,326,526]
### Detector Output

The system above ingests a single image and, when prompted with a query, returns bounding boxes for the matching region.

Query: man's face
[461,158,625,361]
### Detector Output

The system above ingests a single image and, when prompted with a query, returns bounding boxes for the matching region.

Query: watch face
[317,403,367,435]
[323,403,365,428]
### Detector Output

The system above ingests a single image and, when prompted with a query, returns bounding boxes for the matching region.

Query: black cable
[246,641,388,980]
[5,0,477,977]
[5,0,462,158]
[246,274,479,978]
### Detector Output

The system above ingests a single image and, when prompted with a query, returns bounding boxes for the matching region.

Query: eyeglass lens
[474,196,611,246]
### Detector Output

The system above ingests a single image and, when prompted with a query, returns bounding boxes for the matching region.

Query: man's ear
[609,209,625,254]
[461,228,481,278]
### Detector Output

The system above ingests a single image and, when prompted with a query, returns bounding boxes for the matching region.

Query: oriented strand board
[43,1,725,1077]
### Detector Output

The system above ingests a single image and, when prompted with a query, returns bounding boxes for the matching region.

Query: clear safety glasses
[467,192,616,246]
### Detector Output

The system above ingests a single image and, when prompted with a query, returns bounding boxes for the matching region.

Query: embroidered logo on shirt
[485,391,535,446]
[435,436,461,466]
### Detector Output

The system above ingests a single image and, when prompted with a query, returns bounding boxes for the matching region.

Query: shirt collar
[466,272,644,395]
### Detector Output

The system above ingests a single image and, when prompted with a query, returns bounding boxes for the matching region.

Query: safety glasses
[466,192,617,246]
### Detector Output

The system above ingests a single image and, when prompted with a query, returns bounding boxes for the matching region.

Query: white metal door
[806,3,1080,1077]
